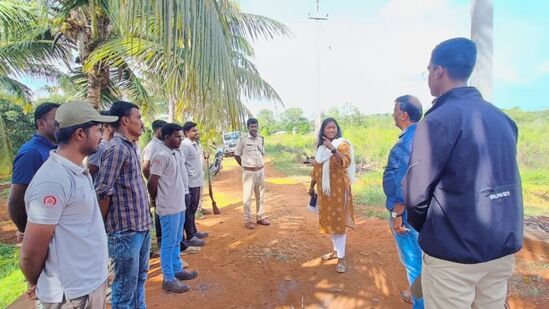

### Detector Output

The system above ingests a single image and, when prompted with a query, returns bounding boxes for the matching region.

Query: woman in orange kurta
[309,118,355,273]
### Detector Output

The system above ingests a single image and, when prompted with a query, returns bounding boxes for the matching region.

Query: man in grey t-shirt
[20,101,117,307]
[148,123,198,293]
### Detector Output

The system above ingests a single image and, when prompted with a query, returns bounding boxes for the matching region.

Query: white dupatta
[314,137,356,196]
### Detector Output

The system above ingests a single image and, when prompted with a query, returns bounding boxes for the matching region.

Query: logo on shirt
[153,159,160,166]
[489,191,511,200]
[42,195,57,208]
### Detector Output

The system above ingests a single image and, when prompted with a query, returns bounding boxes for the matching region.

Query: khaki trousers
[242,169,265,222]
[422,253,514,309]
[37,280,107,309]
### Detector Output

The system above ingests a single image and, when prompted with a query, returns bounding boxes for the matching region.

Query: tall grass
[0,244,26,308]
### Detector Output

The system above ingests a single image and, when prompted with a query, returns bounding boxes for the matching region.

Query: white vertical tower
[470,0,493,101]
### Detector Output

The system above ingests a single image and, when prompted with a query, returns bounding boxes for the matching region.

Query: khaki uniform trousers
[242,168,265,222]
[422,253,514,309]
[37,280,107,309]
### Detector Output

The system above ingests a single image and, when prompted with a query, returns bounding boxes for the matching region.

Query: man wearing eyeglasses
[404,38,523,308]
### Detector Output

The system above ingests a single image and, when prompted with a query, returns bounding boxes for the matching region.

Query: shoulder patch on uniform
[42,195,58,208]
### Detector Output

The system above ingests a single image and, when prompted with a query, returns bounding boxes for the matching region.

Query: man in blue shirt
[8,102,60,237]
[382,95,423,308]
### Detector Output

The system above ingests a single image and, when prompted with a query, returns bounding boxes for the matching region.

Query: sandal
[321,251,338,260]
[336,259,346,273]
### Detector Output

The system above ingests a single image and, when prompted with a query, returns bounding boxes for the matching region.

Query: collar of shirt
[49,151,87,175]
[159,143,176,155]
[247,133,260,140]
[152,137,163,145]
[399,123,418,139]
[33,133,56,149]
[114,132,138,148]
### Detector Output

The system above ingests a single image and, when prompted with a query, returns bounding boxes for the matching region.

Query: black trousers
[180,193,191,251]
[154,213,162,243]
[184,187,201,241]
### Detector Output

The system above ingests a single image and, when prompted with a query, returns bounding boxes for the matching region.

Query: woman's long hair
[317,117,342,148]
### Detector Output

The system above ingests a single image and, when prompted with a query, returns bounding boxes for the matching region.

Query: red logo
[43,195,57,208]
[153,159,160,166]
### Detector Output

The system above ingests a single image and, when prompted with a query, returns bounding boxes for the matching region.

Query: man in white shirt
[180,121,209,247]
[142,119,167,251]
[20,101,117,308]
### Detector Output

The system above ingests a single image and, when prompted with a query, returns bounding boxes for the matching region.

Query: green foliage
[279,107,311,134]
[0,244,26,308]
[0,100,33,177]
[0,100,33,156]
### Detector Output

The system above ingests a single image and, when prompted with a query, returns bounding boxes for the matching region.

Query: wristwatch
[391,211,403,218]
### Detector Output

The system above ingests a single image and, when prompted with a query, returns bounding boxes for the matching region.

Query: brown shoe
[400,290,412,304]
[162,279,190,293]
[256,218,271,226]
[245,222,256,229]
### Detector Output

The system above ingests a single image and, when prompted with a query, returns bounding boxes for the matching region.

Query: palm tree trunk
[87,70,102,109]
[470,0,493,101]
[168,97,176,122]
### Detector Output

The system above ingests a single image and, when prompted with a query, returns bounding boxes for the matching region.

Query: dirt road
[4,160,548,308]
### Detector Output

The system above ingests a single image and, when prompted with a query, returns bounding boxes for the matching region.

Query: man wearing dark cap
[404,37,523,308]
[19,101,117,307]
[8,102,60,240]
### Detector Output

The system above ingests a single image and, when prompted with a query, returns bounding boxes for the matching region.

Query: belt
[243,166,263,171]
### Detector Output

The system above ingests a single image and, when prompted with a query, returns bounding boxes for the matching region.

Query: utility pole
[308,0,328,133]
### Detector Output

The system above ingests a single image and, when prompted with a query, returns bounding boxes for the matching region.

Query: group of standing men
[9,100,217,307]
[6,36,524,309]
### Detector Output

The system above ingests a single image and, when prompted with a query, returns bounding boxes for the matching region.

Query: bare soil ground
[3,161,548,308]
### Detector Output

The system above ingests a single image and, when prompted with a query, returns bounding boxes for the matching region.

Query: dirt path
[4,160,548,308]
[144,160,408,308]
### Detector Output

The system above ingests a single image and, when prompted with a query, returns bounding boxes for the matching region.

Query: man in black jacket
[404,37,523,308]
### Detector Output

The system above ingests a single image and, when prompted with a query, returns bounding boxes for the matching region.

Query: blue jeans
[159,211,185,281]
[390,218,424,309]
[108,230,150,309]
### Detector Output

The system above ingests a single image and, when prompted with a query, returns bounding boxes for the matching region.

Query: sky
[238,0,549,117]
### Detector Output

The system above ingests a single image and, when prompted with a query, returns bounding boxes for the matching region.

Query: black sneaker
[175,270,198,281]
[162,279,190,293]
[188,236,205,247]
[196,231,209,239]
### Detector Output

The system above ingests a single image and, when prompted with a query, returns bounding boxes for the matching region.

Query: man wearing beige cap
[19,101,117,308]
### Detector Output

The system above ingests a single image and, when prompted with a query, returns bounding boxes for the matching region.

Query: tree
[280,107,310,134]
[256,109,277,135]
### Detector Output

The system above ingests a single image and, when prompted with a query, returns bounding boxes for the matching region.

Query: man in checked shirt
[95,101,152,309]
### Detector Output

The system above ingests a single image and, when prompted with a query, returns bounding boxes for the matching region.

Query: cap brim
[94,115,119,123]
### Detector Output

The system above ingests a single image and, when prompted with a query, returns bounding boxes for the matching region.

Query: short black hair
[108,100,139,129]
[152,120,168,131]
[431,37,477,80]
[55,121,99,145]
[395,95,423,123]
[161,123,183,139]
[247,118,258,127]
[34,102,60,129]
[183,121,197,133]
[99,110,114,127]
[317,118,342,148]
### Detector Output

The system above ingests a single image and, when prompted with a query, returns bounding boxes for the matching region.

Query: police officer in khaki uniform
[235,118,270,229]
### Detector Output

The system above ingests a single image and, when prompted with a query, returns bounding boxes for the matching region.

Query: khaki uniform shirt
[235,134,265,168]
